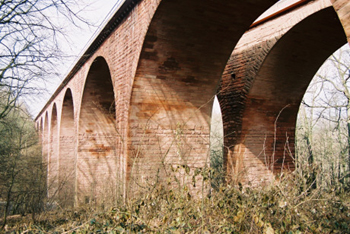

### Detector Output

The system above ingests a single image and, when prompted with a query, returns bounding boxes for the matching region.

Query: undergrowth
[2,171,350,233]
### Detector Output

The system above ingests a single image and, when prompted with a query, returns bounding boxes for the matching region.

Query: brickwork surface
[128,0,275,195]
[35,0,350,204]
[218,0,347,186]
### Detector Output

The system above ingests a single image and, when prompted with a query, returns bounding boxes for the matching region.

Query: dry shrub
[4,167,350,233]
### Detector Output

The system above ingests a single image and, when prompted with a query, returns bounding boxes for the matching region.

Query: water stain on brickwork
[159,57,181,74]
[144,35,157,49]
[36,0,350,201]
[89,144,112,158]
[181,76,199,84]
[143,51,158,60]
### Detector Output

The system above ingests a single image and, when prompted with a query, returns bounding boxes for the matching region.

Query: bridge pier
[35,0,350,204]
[218,3,347,185]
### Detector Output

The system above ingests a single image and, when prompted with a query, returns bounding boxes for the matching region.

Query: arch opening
[39,118,43,144]
[222,6,347,185]
[49,104,59,198]
[43,113,49,186]
[210,96,224,188]
[128,0,275,194]
[58,88,75,207]
[296,43,350,187]
[78,57,118,204]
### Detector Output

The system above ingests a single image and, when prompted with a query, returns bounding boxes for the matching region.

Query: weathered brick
[218,0,347,186]
[35,0,350,205]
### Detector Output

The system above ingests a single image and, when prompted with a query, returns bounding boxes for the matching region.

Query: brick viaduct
[35,0,350,206]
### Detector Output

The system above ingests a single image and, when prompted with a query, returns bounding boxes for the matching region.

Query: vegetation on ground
[0,101,46,230]
[1,1,350,233]
[2,170,350,233]
[3,46,350,233]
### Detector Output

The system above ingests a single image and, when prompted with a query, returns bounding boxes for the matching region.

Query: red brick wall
[127,0,275,194]
[218,1,347,186]
[332,0,350,43]
[77,57,119,204]
[48,105,59,198]
[35,0,350,204]
[59,89,75,207]
[36,0,164,205]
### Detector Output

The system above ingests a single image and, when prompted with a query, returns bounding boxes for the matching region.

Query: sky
[28,0,121,117]
[30,0,346,120]
[30,0,291,117]
[60,0,124,61]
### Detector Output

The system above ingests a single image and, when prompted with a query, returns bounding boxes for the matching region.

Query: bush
[3,168,350,233]
[0,104,46,229]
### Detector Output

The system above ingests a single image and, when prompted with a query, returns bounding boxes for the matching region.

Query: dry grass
[2,169,350,234]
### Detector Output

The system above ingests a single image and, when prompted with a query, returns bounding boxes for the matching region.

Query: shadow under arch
[39,117,43,144]
[127,0,276,194]
[49,103,59,198]
[77,56,119,205]
[42,113,49,198]
[43,112,49,169]
[58,88,75,207]
[43,113,49,156]
[223,7,347,185]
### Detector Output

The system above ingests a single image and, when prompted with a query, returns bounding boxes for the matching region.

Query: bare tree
[300,44,350,185]
[0,0,96,228]
[0,99,44,228]
[0,0,90,119]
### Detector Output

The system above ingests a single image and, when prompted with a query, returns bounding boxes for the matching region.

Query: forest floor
[2,172,350,233]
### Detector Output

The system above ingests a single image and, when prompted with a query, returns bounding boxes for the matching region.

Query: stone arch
[127,0,276,193]
[59,88,76,207]
[49,103,59,198]
[332,0,350,44]
[209,96,224,188]
[219,6,347,185]
[43,113,49,164]
[77,56,118,204]
[42,113,49,198]
[38,117,43,144]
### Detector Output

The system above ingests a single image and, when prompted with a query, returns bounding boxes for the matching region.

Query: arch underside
[42,115,49,163]
[128,0,276,193]
[42,113,49,198]
[59,89,75,207]
[35,0,350,201]
[78,57,120,204]
[218,7,347,185]
[49,104,58,198]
